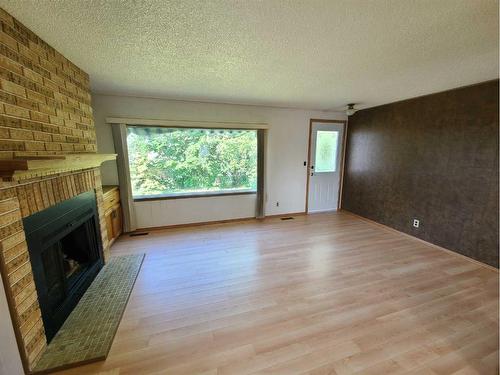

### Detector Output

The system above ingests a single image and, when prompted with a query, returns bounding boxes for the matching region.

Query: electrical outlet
[276,201,279,207]
[413,219,420,228]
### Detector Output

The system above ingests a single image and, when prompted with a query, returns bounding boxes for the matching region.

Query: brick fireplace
[0,7,114,373]
[0,169,110,371]
[23,190,104,342]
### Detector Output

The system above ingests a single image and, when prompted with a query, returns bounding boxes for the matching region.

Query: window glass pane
[315,130,338,172]
[127,127,258,198]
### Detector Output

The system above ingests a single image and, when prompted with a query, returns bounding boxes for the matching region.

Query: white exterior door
[307,122,344,212]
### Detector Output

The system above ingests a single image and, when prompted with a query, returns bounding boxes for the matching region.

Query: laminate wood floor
[56,212,499,375]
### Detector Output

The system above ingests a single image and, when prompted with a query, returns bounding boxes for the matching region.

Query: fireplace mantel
[0,154,117,183]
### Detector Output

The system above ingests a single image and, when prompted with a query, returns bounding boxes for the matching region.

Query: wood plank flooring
[56,212,499,375]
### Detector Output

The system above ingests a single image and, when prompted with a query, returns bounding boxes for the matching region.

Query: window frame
[126,125,260,201]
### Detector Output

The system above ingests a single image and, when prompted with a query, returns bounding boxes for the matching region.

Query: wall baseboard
[134,216,257,232]
[132,211,309,232]
[263,211,306,219]
[341,210,499,273]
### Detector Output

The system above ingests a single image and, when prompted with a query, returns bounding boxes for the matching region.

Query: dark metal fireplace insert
[23,191,104,342]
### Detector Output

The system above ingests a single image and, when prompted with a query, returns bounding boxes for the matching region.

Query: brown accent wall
[342,80,499,268]
[0,7,96,158]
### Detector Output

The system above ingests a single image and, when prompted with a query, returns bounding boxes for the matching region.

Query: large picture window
[127,126,258,199]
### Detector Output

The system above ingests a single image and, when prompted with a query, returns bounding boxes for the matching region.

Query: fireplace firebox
[23,191,104,342]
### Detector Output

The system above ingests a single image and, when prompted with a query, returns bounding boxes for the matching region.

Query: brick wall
[0,7,106,372]
[0,7,96,159]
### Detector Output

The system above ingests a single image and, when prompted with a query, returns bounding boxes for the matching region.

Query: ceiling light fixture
[346,103,357,116]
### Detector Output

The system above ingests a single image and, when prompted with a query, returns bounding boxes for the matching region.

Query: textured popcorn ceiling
[1,0,498,110]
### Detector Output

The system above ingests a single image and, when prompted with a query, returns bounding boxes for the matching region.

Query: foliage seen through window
[127,127,258,198]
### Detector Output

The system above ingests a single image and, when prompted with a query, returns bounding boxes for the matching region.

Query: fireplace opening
[23,191,104,342]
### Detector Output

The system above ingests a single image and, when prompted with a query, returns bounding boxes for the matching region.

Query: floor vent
[281,217,294,221]
[129,232,149,237]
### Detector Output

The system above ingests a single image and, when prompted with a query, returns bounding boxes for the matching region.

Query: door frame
[305,119,348,213]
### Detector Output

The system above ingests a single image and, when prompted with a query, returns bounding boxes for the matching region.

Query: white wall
[92,94,346,228]
[0,276,24,375]
[134,194,258,228]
